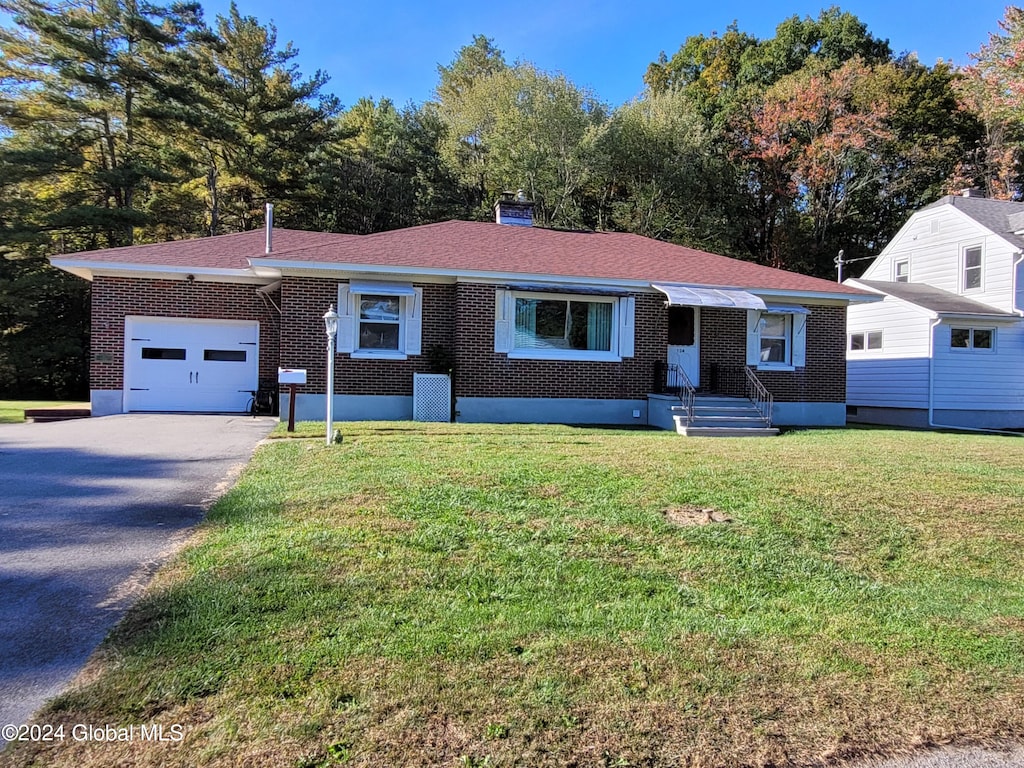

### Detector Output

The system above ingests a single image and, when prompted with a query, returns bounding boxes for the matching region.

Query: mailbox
[278,368,307,385]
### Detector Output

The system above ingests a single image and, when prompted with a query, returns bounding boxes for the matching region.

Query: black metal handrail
[668,363,696,428]
[743,366,773,427]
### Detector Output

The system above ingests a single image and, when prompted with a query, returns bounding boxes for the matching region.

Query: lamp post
[323,304,339,446]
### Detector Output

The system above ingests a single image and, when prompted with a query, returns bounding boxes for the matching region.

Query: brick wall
[91,275,846,407]
[699,305,846,403]
[90,276,280,390]
[279,277,456,395]
[454,283,664,399]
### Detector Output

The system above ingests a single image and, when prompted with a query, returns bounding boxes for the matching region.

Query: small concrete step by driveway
[23,408,91,423]
[0,414,275,746]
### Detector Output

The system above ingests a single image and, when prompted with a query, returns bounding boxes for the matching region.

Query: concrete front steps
[24,408,91,423]
[672,395,778,437]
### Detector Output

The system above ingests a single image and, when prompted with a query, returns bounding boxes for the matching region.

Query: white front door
[124,317,259,412]
[667,306,700,388]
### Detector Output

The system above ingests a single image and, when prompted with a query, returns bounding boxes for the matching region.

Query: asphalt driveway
[0,414,275,743]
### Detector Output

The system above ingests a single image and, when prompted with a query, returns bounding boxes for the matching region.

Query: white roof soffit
[652,283,767,310]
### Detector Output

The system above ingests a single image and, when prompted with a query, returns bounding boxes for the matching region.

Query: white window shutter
[405,287,423,356]
[792,313,807,367]
[746,310,761,366]
[617,296,635,358]
[494,289,512,353]
[336,284,355,353]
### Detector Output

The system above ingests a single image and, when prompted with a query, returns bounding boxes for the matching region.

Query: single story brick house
[51,199,873,428]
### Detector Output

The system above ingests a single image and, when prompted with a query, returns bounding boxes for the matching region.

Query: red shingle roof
[57,220,865,296]
[266,221,864,296]
[60,229,354,270]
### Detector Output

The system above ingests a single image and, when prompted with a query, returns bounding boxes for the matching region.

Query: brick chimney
[961,188,986,198]
[494,190,534,226]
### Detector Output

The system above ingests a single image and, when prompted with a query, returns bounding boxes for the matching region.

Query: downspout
[1012,251,1024,317]
[927,315,1020,436]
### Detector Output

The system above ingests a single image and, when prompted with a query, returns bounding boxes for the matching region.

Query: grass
[0,400,89,423]
[3,423,1024,767]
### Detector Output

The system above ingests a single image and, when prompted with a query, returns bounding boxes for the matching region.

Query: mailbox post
[277,368,307,432]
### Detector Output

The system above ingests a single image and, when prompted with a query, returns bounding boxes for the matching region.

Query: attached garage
[124,317,259,413]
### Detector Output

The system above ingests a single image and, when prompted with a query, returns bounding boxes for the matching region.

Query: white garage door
[124,317,259,413]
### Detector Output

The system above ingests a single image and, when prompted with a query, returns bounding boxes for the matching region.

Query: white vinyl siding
[847,294,932,358]
[846,293,933,408]
[859,204,1018,313]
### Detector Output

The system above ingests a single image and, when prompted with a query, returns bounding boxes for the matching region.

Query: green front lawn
[4,424,1023,767]
[0,400,89,423]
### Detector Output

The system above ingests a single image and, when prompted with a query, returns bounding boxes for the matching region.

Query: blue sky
[193,0,1011,108]
[0,1,1010,107]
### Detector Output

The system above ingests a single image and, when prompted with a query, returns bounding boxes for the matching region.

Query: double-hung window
[963,246,983,291]
[758,313,791,364]
[494,289,635,361]
[336,282,423,359]
[358,295,402,351]
[894,259,909,283]
[746,306,809,369]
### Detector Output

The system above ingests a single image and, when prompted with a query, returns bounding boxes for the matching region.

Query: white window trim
[337,283,422,359]
[497,289,628,362]
[893,259,910,283]
[758,312,793,370]
[962,244,984,293]
[746,308,808,370]
[849,330,883,352]
[950,326,996,353]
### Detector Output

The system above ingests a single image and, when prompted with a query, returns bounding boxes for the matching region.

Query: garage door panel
[124,318,259,413]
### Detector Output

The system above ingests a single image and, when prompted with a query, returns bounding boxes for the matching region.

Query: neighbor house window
[894,259,909,283]
[759,313,791,364]
[849,331,883,351]
[951,327,994,351]
[963,246,983,291]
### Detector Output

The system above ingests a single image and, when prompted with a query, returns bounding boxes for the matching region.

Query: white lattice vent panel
[413,373,452,422]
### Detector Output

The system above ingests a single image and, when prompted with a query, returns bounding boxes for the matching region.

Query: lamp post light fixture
[323,304,339,446]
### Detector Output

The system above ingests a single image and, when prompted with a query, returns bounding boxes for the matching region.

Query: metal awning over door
[652,283,766,310]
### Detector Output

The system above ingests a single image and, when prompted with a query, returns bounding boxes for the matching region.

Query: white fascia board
[935,312,1022,324]
[251,258,873,302]
[49,259,268,284]
[251,258,656,291]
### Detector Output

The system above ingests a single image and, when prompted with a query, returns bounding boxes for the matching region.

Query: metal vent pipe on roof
[265,203,274,254]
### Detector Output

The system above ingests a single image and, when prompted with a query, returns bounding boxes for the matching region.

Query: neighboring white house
[845,192,1024,429]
